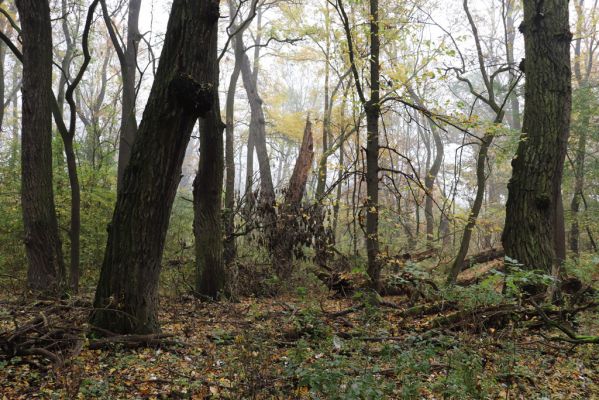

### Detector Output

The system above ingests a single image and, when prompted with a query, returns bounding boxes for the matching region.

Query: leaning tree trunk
[502,0,571,273]
[16,0,65,292]
[234,35,274,205]
[193,19,225,299]
[91,0,220,334]
[448,135,493,283]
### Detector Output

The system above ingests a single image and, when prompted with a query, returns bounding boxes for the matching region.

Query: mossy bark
[502,0,572,272]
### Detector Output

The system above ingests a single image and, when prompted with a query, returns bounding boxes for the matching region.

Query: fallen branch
[531,300,599,345]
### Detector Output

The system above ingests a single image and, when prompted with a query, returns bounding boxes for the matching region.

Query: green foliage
[287,338,394,399]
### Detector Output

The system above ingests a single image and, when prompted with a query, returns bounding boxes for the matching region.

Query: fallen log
[461,248,504,271]
[456,259,505,286]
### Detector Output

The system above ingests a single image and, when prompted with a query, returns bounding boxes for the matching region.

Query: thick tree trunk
[91,0,219,334]
[502,0,571,272]
[16,0,65,292]
[224,62,241,266]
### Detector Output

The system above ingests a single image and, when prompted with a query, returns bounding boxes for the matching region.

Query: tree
[447,0,516,283]
[337,0,382,290]
[502,0,572,273]
[569,0,598,257]
[100,0,142,192]
[193,15,225,299]
[15,0,65,291]
[91,0,220,334]
[223,61,241,266]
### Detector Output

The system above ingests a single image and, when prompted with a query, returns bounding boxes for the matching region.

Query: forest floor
[0,271,598,399]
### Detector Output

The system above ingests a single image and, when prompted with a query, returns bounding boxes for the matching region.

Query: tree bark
[16,0,66,292]
[364,18,381,290]
[193,13,225,299]
[102,0,141,192]
[234,33,274,205]
[502,0,571,272]
[224,61,241,266]
[91,0,219,334]
[338,0,381,291]
[272,117,314,277]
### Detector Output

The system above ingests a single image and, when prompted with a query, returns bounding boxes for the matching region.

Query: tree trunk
[448,135,493,283]
[364,0,381,291]
[16,0,65,292]
[569,1,594,257]
[224,61,241,266]
[504,0,521,131]
[194,110,225,300]
[272,117,314,277]
[0,40,5,131]
[193,12,225,298]
[234,35,274,205]
[91,0,220,334]
[110,0,141,192]
[502,0,571,273]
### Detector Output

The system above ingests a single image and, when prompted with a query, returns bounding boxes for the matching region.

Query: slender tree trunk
[504,0,521,131]
[316,6,331,200]
[16,0,66,292]
[364,0,381,291]
[569,1,594,257]
[0,40,5,131]
[56,0,74,115]
[9,64,19,170]
[235,35,274,204]
[570,108,589,256]
[194,100,225,299]
[107,0,141,192]
[448,135,493,283]
[224,62,241,266]
[502,0,572,273]
[91,0,220,333]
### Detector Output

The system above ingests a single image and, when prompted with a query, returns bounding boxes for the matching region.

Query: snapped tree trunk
[502,0,572,273]
[91,0,219,334]
[272,117,314,277]
[16,0,65,292]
